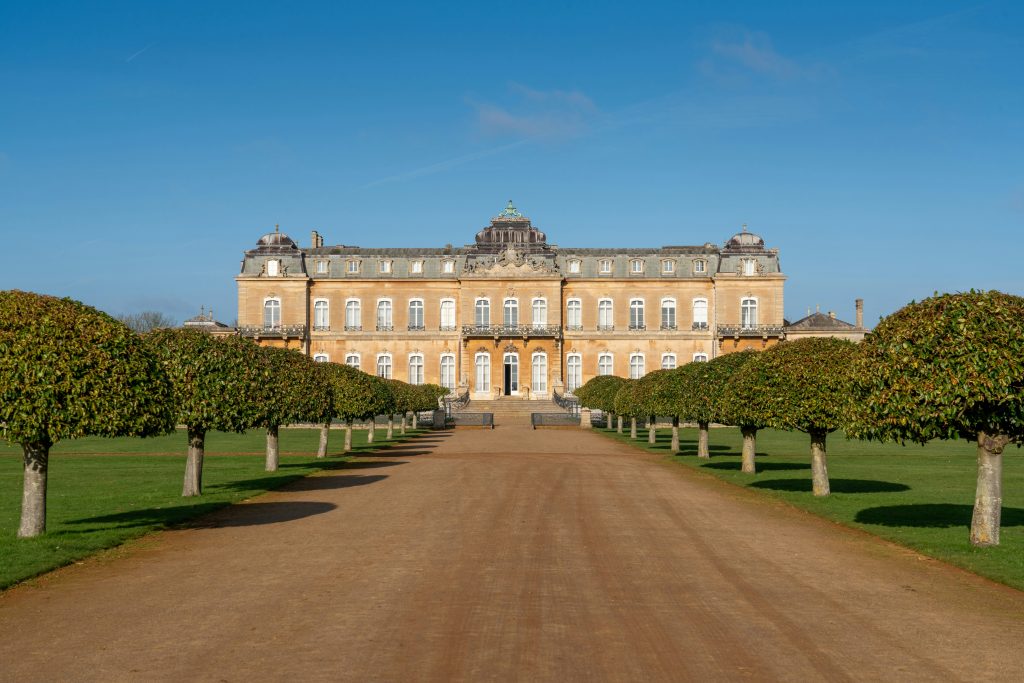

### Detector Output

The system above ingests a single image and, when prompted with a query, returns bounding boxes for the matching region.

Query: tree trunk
[367,418,375,444]
[317,422,330,458]
[344,422,353,452]
[387,416,394,440]
[630,417,637,439]
[412,412,418,429]
[741,426,757,474]
[971,431,1009,547]
[810,430,830,496]
[400,414,407,434]
[647,415,656,444]
[17,441,50,538]
[671,417,680,453]
[617,415,623,434]
[182,426,205,497]
[265,424,280,472]
[607,412,613,429]
[697,421,710,459]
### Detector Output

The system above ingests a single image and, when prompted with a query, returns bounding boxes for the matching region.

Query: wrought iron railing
[565,324,583,331]
[552,389,580,415]
[443,389,470,418]
[596,324,615,332]
[439,324,458,332]
[312,324,330,332]
[408,324,426,331]
[661,323,677,331]
[376,324,393,332]
[344,324,362,331]
[692,322,709,331]
[628,324,646,331]
[716,324,785,337]
[460,324,561,337]
[239,324,307,338]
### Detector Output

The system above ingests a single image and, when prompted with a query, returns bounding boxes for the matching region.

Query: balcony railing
[312,324,330,332]
[565,324,583,332]
[439,324,458,332]
[692,322,709,331]
[716,324,786,337]
[344,324,362,332]
[596,324,615,332]
[408,324,426,331]
[376,324,393,332]
[661,323,678,331]
[461,324,562,338]
[628,324,646,331]
[239,324,307,339]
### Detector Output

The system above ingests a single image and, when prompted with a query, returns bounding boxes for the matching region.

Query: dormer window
[411,260,424,274]
[599,259,612,274]
[442,260,454,273]
[568,259,581,274]
[266,260,280,277]
[379,260,392,274]
[693,259,707,274]
[315,260,328,274]
[347,259,360,274]
[742,259,756,276]
[661,260,675,274]
[630,259,644,274]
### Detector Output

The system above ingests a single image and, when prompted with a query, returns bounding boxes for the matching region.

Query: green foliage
[637,370,683,418]
[612,379,646,418]
[849,290,1024,444]
[724,338,858,434]
[411,384,448,412]
[675,351,759,425]
[256,348,334,427]
[144,328,265,434]
[575,375,626,412]
[325,364,395,421]
[0,291,175,446]
[384,379,417,414]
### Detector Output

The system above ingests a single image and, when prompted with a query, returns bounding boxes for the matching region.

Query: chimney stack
[855,298,864,328]
[310,230,324,248]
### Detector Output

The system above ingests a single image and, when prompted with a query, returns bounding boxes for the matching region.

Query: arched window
[313,353,329,363]
[376,354,392,379]
[598,299,614,330]
[566,298,582,330]
[313,299,329,331]
[345,299,361,330]
[263,299,280,330]
[377,300,393,331]
[408,299,424,330]
[475,352,490,392]
[661,298,676,330]
[442,260,455,274]
[568,259,581,273]
[629,353,645,379]
[531,352,548,394]
[503,298,519,327]
[693,298,708,329]
[408,354,424,385]
[566,354,582,393]
[629,298,645,330]
[661,354,677,369]
[532,298,547,327]
[345,354,360,369]
[693,352,709,363]
[440,299,456,331]
[598,353,613,376]
[741,298,758,329]
[475,299,490,328]
[440,354,456,390]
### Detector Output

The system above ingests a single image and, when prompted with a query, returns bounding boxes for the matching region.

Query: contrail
[125,42,156,63]
[359,140,528,189]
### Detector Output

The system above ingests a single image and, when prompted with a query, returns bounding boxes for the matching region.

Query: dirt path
[2,427,1023,682]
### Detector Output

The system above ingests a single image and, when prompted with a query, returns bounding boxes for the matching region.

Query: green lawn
[600,426,1024,591]
[0,426,421,589]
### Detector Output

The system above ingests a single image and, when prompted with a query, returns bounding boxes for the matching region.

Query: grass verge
[1,426,423,589]
[599,425,1024,591]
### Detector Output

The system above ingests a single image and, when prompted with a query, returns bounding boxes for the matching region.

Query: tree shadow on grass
[702,461,809,471]
[750,478,910,493]
[66,501,337,531]
[855,504,1024,528]
[211,473,387,493]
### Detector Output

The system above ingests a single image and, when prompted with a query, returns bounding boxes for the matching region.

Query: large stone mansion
[235,202,787,399]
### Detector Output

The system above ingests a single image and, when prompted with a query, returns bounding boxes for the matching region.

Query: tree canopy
[676,351,758,426]
[327,364,395,421]
[612,379,646,418]
[257,347,334,428]
[575,375,627,413]
[639,369,684,419]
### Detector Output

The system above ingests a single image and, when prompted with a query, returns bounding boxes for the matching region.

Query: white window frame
[347,259,360,274]
[598,353,613,376]
[503,297,519,327]
[475,352,491,393]
[692,298,709,328]
[313,353,329,363]
[661,297,677,330]
[742,259,756,276]
[266,259,280,277]
[345,298,361,330]
[411,260,424,274]
[531,352,548,394]
[693,259,707,274]
[630,259,644,274]
[661,353,677,369]
[629,298,645,330]
[568,259,581,274]
[741,297,758,329]
[315,260,328,274]
[531,297,547,327]
[263,298,281,330]
[566,353,582,393]
[629,353,645,379]
[376,353,392,379]
[345,353,360,369]
[599,259,612,274]
[442,259,455,274]
[440,353,456,390]
[313,298,330,331]
[376,298,393,330]
[598,298,614,330]
[566,298,582,329]
[408,298,425,330]
[408,353,424,385]
[693,352,709,362]
[379,260,392,274]
[475,298,490,328]
[661,259,675,274]
[439,298,456,331]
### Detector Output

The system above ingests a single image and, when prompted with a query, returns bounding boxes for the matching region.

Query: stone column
[580,408,592,429]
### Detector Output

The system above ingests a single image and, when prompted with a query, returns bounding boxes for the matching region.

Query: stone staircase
[453,398,570,426]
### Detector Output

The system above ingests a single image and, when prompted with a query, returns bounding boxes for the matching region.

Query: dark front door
[503,362,512,396]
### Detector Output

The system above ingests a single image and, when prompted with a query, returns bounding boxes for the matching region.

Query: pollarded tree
[0,291,176,537]
[575,375,626,429]
[326,364,395,451]
[679,351,759,463]
[385,379,417,436]
[638,370,683,448]
[613,379,646,440]
[145,329,265,496]
[848,291,1024,546]
[726,338,858,495]
[256,347,334,472]
[411,384,448,428]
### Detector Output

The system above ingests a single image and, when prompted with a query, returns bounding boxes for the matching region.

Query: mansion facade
[235,202,786,399]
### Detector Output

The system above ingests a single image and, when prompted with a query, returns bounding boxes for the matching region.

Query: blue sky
[2,0,1021,326]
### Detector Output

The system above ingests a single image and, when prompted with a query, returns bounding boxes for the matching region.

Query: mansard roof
[787,312,857,331]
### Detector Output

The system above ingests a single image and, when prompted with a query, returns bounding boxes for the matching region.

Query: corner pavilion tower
[235,202,786,399]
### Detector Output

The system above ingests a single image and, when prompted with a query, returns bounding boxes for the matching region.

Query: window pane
[532,354,547,393]
[475,354,490,391]
[504,299,518,327]
[263,300,280,329]
[475,300,489,327]
[567,355,582,391]
[693,300,708,325]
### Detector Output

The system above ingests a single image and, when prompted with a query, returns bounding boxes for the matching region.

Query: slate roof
[787,312,857,331]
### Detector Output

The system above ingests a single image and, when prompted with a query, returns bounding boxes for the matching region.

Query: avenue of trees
[575,290,1024,547]
[1,291,445,538]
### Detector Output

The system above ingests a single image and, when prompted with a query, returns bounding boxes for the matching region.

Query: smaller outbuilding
[785,299,867,343]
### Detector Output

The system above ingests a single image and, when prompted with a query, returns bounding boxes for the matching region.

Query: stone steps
[454,399,571,425]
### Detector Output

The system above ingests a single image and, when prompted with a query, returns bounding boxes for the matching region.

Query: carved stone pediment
[464,246,559,278]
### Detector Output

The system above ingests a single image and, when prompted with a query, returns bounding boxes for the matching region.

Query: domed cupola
[256,225,298,250]
[723,225,766,253]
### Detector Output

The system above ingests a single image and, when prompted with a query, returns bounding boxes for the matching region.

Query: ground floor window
[440,354,456,390]
[661,353,676,369]
[598,353,613,376]
[566,354,582,392]
[531,352,547,394]
[377,354,392,379]
[475,353,490,392]
[313,353,329,363]
[693,352,709,363]
[629,353,645,379]
[345,354,360,369]
[408,354,424,385]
